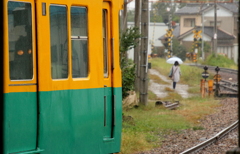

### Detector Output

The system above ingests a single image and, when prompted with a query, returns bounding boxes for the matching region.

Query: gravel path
[148,69,194,98]
[139,68,239,154]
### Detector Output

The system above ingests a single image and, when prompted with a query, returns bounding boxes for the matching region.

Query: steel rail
[188,64,238,75]
[180,120,239,154]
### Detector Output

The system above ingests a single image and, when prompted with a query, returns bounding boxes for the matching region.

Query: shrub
[120,27,141,99]
[202,53,237,68]
[122,60,136,99]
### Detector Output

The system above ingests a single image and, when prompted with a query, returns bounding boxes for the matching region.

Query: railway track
[189,64,238,97]
[188,63,238,76]
[199,65,238,75]
[217,79,238,97]
[180,64,239,153]
[180,121,239,154]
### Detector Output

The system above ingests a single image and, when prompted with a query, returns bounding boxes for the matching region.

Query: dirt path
[148,69,193,98]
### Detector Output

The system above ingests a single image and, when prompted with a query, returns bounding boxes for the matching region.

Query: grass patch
[149,58,173,77]
[188,86,200,93]
[148,90,159,100]
[176,96,220,124]
[121,96,220,154]
[121,102,192,154]
[121,130,152,154]
[148,74,169,85]
[164,86,174,92]
[192,126,204,130]
[202,54,237,69]
[162,90,183,101]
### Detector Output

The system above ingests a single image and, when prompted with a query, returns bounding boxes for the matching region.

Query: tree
[152,2,181,24]
[172,38,187,61]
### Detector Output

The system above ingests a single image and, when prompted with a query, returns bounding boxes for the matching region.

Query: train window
[103,10,108,78]
[50,5,68,79]
[8,1,33,80]
[71,7,88,78]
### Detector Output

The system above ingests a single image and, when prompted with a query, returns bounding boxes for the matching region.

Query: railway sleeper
[155,101,180,110]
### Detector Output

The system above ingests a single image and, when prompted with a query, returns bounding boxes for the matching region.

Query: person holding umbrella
[169,61,181,90]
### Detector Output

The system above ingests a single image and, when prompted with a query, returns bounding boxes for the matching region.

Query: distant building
[159,3,238,63]
[127,22,169,60]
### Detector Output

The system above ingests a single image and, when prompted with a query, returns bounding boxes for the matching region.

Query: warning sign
[201,71,209,79]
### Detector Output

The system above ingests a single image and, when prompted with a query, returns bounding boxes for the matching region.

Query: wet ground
[148,69,193,99]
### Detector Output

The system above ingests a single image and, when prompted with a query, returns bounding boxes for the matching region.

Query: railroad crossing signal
[193,53,197,62]
[193,30,202,39]
[165,29,174,38]
[164,29,173,58]
[165,37,171,48]
[193,30,202,49]
[202,71,209,79]
[213,74,221,82]
[186,52,191,58]
[167,50,171,58]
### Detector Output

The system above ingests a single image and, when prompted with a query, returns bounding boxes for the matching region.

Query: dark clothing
[12,35,33,79]
[173,82,177,89]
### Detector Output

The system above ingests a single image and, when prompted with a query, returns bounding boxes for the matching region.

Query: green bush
[202,53,237,69]
[122,60,136,99]
[120,27,141,99]
[172,38,187,61]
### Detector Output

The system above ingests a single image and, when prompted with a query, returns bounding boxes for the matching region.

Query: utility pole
[201,11,205,60]
[213,1,217,57]
[134,0,141,93]
[123,0,128,32]
[140,0,149,105]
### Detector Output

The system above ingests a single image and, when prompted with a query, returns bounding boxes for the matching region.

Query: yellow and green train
[1,0,123,153]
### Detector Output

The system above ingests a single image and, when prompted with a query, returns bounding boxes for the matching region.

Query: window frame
[102,9,109,78]
[49,4,69,80]
[70,6,89,78]
[8,1,34,81]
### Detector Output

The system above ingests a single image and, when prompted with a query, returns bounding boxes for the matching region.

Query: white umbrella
[166,56,183,64]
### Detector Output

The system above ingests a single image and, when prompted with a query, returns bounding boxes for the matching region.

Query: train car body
[2,0,123,153]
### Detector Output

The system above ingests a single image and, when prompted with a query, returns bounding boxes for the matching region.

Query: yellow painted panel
[4,0,123,93]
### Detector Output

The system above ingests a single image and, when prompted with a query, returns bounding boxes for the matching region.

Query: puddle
[149,69,193,99]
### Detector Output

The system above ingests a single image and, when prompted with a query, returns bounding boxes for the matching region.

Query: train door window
[8,1,33,80]
[71,7,88,78]
[50,5,68,79]
[103,10,108,78]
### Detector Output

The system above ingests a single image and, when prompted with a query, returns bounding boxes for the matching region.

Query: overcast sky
[128,0,160,10]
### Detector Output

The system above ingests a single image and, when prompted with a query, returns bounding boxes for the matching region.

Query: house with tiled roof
[160,2,238,63]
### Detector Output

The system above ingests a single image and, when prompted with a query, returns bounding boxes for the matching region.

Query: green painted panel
[4,92,37,154]
[104,87,113,138]
[3,88,122,154]
[38,87,122,154]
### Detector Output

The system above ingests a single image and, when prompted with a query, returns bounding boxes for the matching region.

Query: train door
[102,2,114,139]
[5,0,41,153]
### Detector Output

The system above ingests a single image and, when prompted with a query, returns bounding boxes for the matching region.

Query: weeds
[121,57,228,154]
[149,74,169,85]
[202,54,237,69]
